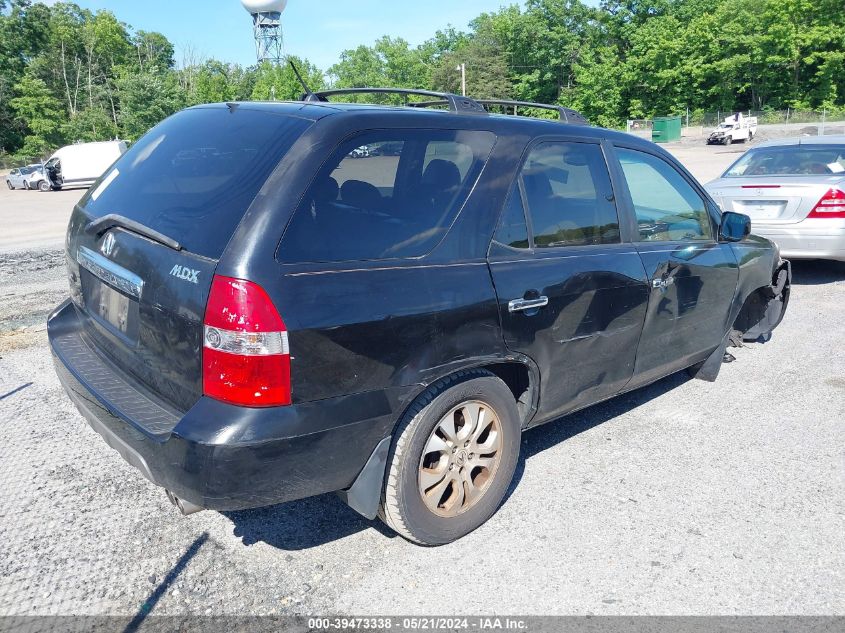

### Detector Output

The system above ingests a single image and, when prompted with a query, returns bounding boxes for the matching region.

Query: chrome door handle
[651,277,676,289]
[508,296,549,313]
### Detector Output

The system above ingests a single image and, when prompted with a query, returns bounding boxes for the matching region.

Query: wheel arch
[407,356,540,430]
[338,356,538,520]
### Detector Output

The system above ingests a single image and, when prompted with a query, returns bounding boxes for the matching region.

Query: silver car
[705,136,845,261]
[5,166,37,190]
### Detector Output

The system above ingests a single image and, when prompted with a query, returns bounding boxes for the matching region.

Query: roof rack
[302,88,487,115]
[475,100,589,125]
[301,89,590,125]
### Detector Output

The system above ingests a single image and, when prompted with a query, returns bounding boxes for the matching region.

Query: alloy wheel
[417,400,503,517]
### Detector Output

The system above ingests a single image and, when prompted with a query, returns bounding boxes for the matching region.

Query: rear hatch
[65,105,312,413]
[709,176,845,224]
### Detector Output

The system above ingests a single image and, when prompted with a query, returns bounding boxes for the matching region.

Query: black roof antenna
[290,60,320,102]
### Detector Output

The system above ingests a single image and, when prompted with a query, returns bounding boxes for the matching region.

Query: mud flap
[336,436,391,520]
[687,330,731,382]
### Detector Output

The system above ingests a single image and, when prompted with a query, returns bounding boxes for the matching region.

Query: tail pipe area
[165,490,205,516]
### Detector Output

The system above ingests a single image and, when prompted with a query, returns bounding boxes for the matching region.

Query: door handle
[508,296,549,313]
[651,277,676,289]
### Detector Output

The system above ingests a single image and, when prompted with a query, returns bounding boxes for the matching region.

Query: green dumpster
[651,115,682,143]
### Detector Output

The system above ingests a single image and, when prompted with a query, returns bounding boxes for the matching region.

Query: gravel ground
[0,146,843,617]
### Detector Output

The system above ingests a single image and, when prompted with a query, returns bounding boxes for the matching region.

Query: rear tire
[724,136,732,145]
[23,181,29,190]
[379,369,521,545]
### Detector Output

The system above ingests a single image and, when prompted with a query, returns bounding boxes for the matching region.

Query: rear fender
[337,353,540,520]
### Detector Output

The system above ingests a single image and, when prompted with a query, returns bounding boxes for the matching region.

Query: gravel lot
[0,144,843,617]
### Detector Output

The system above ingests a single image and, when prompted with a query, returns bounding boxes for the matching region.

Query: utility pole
[456,63,466,96]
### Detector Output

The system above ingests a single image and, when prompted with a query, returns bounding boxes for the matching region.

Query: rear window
[82,107,312,259]
[724,145,845,177]
[279,129,496,263]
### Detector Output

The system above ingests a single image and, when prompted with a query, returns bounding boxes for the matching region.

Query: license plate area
[735,200,787,220]
[76,246,143,344]
[81,272,140,342]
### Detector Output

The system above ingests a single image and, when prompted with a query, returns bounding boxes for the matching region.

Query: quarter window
[493,189,530,249]
[519,142,620,248]
[617,148,713,241]
[280,130,496,263]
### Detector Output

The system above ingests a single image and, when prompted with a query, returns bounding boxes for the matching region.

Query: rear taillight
[202,275,291,407]
[808,188,845,218]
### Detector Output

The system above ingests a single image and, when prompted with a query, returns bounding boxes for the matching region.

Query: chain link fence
[695,109,845,129]
[627,109,845,142]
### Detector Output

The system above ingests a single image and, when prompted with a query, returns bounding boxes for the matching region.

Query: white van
[33,140,128,191]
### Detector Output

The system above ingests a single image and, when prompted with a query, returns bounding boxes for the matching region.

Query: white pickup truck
[707,114,758,145]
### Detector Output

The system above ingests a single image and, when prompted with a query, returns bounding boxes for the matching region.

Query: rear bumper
[48,299,405,511]
[751,222,845,261]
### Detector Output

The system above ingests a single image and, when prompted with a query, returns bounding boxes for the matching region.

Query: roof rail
[302,88,487,115]
[476,100,590,125]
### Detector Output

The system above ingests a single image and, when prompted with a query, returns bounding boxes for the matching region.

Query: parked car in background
[348,144,371,158]
[32,140,127,191]
[24,163,44,189]
[49,91,790,545]
[705,136,845,261]
[707,114,758,145]
[5,166,38,189]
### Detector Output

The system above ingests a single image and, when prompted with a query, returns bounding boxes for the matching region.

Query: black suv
[49,90,790,545]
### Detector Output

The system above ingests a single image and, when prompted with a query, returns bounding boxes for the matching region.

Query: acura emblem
[101,232,115,257]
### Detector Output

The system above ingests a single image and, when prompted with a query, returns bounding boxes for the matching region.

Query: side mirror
[720,211,750,242]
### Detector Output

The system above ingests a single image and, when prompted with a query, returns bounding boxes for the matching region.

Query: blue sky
[39,0,520,71]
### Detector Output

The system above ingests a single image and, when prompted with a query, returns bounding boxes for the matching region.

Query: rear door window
[82,107,312,259]
[519,141,620,248]
[280,129,496,263]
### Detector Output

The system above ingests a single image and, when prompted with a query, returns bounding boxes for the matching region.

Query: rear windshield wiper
[85,214,182,251]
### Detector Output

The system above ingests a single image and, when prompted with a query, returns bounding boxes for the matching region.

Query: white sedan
[705,136,845,261]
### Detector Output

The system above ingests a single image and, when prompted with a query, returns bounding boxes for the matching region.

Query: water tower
[241,0,288,65]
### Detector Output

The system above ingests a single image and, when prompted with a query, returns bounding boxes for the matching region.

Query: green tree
[431,35,512,99]
[116,69,182,140]
[251,57,323,101]
[9,74,64,158]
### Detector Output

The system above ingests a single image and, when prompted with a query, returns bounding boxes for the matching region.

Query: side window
[333,142,403,194]
[520,142,620,248]
[280,130,496,263]
[616,148,713,241]
[424,141,474,180]
[493,188,530,249]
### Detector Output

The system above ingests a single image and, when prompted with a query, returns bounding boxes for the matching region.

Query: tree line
[1,0,843,163]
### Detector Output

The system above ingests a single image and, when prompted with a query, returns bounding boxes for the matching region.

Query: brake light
[807,188,845,218]
[202,275,291,407]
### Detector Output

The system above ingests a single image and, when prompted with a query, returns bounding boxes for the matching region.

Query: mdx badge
[170,265,199,284]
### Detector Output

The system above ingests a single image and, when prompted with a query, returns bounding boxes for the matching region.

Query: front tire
[380,370,520,545]
[6,180,11,190]
[38,181,50,192]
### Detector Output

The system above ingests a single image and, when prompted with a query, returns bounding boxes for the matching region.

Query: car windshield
[723,145,845,177]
